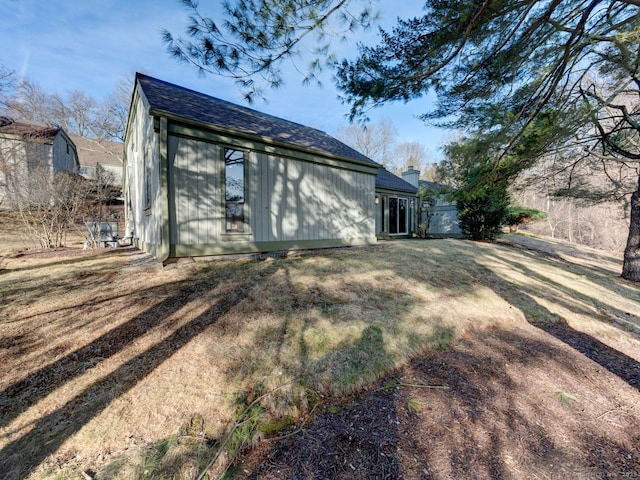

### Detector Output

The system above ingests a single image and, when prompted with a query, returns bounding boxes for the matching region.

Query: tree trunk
[622,176,640,281]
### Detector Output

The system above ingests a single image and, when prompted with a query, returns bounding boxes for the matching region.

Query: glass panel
[381,197,385,232]
[389,197,398,234]
[225,148,245,232]
[398,198,407,234]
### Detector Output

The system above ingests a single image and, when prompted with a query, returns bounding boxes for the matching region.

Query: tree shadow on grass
[0,280,198,429]
[0,246,126,275]
[0,261,279,480]
[211,252,458,478]
[233,325,403,480]
[477,250,640,392]
[395,328,640,479]
[235,327,640,479]
[533,321,640,391]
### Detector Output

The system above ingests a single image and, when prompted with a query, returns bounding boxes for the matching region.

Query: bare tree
[4,79,58,126]
[390,141,438,179]
[100,76,132,142]
[0,65,16,113]
[335,117,397,166]
[514,172,630,253]
[3,74,128,143]
[11,168,85,249]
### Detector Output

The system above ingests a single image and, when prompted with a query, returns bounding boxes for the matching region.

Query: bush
[455,184,510,241]
[503,205,548,233]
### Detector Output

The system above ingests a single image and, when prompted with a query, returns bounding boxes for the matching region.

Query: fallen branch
[197,378,301,480]
[398,382,450,390]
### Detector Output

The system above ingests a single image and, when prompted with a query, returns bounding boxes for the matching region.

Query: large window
[389,196,408,235]
[225,148,245,232]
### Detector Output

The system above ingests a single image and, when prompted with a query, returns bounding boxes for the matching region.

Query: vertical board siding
[125,89,162,249]
[250,153,375,243]
[169,135,221,245]
[166,135,375,248]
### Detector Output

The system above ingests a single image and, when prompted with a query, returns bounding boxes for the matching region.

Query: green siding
[168,135,222,245]
[124,87,162,252]
[167,138,376,256]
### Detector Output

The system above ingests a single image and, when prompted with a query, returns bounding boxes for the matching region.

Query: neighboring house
[417,177,462,237]
[375,166,419,238]
[72,135,123,188]
[0,117,79,208]
[124,73,387,262]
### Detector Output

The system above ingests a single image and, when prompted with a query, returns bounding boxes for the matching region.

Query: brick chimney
[401,165,420,188]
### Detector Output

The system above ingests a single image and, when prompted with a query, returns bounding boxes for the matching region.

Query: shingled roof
[0,118,61,144]
[136,73,378,167]
[375,167,418,194]
[70,135,123,167]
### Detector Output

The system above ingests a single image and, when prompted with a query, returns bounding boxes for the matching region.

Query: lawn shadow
[233,327,640,479]
[0,246,127,275]
[395,328,640,478]
[233,325,403,480]
[0,260,280,480]
[0,280,198,429]
[214,251,457,478]
[476,248,640,392]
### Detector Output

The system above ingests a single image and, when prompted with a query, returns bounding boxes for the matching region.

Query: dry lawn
[0,232,638,479]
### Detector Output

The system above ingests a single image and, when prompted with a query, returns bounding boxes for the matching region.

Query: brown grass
[0,233,638,479]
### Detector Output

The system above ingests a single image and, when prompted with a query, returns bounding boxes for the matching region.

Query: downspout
[158,116,171,264]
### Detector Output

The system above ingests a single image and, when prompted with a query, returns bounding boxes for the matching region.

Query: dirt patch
[234,325,640,479]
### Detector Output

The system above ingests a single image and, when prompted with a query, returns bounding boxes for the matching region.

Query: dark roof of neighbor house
[419,179,450,192]
[135,73,378,167]
[376,167,418,194]
[70,135,123,167]
[0,118,61,144]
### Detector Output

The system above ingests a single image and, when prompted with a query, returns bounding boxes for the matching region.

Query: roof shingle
[0,119,61,144]
[136,73,377,166]
[375,167,418,193]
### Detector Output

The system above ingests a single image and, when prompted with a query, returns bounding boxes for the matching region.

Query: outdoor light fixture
[375,197,379,204]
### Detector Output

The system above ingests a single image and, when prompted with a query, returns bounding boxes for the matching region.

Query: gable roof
[375,167,418,194]
[0,118,61,144]
[70,135,123,167]
[135,73,377,167]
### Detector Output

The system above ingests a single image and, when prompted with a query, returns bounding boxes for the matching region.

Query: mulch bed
[232,325,640,479]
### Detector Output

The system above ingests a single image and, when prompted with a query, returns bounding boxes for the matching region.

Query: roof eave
[375,186,419,196]
[149,107,380,172]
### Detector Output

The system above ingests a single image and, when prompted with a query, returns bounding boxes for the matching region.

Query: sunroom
[374,167,419,238]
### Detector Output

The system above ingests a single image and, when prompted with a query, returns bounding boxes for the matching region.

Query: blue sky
[0,1,448,157]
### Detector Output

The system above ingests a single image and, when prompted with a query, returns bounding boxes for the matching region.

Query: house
[125,73,411,262]
[413,173,462,237]
[72,135,123,188]
[0,117,79,208]
[375,166,419,237]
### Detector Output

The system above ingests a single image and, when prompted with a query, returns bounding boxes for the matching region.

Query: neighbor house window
[389,196,408,235]
[225,148,245,232]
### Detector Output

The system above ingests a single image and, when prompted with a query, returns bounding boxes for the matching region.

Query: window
[143,147,151,210]
[389,196,408,235]
[225,148,245,232]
